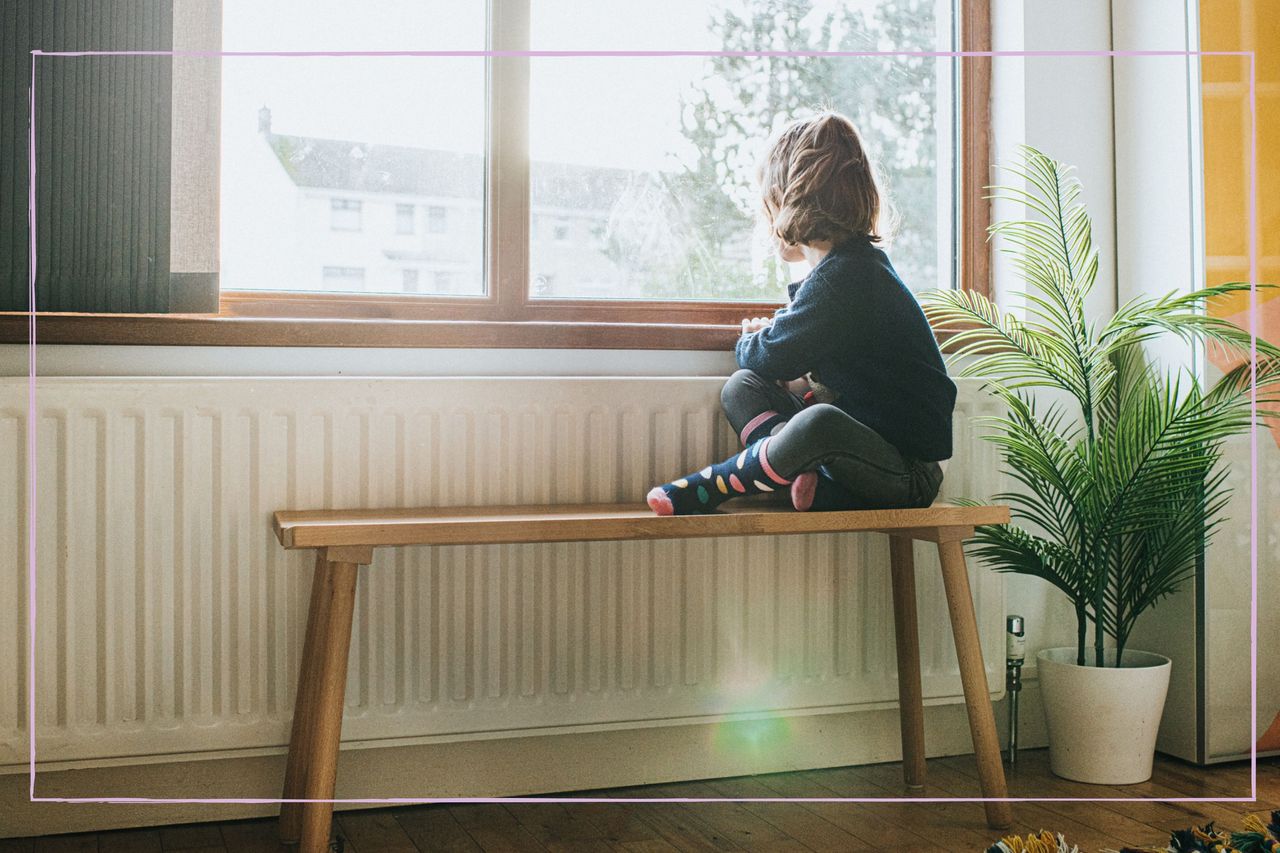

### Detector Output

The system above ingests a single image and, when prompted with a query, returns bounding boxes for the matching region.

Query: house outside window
[329,198,362,232]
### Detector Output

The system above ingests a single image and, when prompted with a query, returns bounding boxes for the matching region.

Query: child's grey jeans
[720,369,945,509]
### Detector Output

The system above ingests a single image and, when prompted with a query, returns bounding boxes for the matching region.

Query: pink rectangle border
[22,46,1260,808]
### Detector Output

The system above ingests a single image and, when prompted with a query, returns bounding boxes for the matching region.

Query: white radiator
[0,377,1004,771]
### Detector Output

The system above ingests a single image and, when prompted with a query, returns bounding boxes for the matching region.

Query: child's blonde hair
[757,111,885,249]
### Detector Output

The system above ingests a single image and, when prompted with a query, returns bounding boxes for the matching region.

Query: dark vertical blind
[0,2,32,309]
[1,1,203,313]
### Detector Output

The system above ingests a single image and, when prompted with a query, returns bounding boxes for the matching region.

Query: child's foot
[647,438,792,516]
[646,471,715,516]
[645,486,677,516]
[790,471,818,511]
[798,470,862,512]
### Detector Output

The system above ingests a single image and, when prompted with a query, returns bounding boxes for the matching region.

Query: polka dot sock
[646,436,793,516]
[738,409,788,447]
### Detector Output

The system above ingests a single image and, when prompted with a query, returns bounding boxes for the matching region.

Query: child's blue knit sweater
[735,236,957,462]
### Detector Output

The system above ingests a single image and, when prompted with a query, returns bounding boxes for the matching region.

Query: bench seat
[272,501,1013,851]
[273,501,1011,549]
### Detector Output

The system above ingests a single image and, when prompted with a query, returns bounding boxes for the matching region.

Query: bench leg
[936,538,1012,830]
[301,558,360,853]
[280,551,329,844]
[888,536,927,791]
[278,553,361,852]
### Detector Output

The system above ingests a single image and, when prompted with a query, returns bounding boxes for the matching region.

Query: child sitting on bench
[647,111,956,516]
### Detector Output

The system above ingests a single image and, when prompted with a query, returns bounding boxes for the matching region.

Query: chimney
[258,105,272,135]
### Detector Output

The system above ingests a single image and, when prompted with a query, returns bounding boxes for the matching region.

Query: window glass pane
[427,206,448,234]
[321,266,366,292]
[529,0,955,301]
[396,204,416,235]
[330,199,362,232]
[220,1,486,297]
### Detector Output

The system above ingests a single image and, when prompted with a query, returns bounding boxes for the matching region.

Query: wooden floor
[5,751,1277,853]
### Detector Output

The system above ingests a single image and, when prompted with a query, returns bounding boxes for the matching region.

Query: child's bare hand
[741,316,773,334]
[782,377,811,396]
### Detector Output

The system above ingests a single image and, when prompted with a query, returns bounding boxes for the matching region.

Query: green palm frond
[988,146,1099,295]
[1101,282,1280,365]
[1203,347,1280,414]
[976,393,1088,548]
[1106,465,1232,649]
[921,281,1095,407]
[927,147,1107,431]
[967,522,1094,607]
[988,149,1100,396]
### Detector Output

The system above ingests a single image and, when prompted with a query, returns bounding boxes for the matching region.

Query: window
[19,0,985,347]
[402,268,420,292]
[217,1,976,315]
[322,266,366,291]
[329,198,363,232]
[396,203,416,235]
[219,2,486,299]
[426,206,448,235]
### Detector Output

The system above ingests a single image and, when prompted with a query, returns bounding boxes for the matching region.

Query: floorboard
[9,751,1277,853]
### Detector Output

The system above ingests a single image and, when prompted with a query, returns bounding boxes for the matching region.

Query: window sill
[0,312,970,355]
[0,313,744,350]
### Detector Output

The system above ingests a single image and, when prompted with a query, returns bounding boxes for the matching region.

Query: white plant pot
[1036,646,1172,784]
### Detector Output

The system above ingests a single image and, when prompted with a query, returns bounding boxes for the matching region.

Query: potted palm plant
[921,146,1279,784]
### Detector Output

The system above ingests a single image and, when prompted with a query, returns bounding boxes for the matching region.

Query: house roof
[265,132,640,212]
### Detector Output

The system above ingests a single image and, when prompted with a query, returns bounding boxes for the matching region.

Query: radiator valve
[1006,614,1025,767]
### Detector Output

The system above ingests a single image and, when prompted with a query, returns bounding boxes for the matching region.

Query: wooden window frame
[3,0,991,350]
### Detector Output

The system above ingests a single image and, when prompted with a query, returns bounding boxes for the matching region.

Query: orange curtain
[1200,0,1279,381]
[1200,0,1280,754]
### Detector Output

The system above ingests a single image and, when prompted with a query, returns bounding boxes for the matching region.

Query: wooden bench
[272,502,1013,852]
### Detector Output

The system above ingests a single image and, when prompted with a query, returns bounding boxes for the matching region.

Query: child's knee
[789,403,845,435]
[721,369,764,409]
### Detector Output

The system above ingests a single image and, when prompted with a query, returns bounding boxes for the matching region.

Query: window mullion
[487,0,531,320]
[960,0,992,298]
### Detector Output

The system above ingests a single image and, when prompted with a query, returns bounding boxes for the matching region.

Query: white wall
[1111,0,1274,763]
[986,0,1122,676]
[990,0,1119,324]
[1109,0,1207,762]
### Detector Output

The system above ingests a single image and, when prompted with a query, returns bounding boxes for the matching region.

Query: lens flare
[709,666,794,758]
